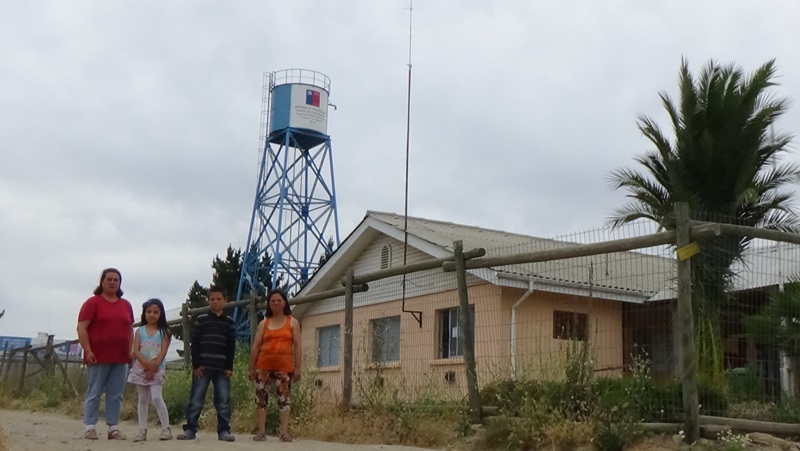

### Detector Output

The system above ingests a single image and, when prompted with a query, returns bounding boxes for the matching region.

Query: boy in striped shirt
[177,285,237,442]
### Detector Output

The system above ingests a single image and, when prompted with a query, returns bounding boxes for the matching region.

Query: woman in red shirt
[76,268,134,441]
[248,288,302,442]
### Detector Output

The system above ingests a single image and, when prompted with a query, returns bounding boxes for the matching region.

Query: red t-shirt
[78,295,134,364]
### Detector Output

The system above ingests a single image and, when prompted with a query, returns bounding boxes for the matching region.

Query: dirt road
[0,409,437,451]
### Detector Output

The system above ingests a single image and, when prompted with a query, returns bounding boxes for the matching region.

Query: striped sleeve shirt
[190,312,237,371]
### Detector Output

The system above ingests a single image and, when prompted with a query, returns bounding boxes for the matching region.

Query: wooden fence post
[52,352,78,397]
[18,344,31,393]
[2,349,14,385]
[249,294,259,342]
[43,335,55,375]
[0,341,8,379]
[182,303,192,368]
[342,267,354,410]
[454,240,481,423]
[676,202,699,442]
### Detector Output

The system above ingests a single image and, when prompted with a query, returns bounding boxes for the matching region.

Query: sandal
[279,432,293,442]
[253,432,267,441]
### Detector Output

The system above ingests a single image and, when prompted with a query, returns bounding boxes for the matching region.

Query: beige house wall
[300,283,623,403]
[503,288,623,379]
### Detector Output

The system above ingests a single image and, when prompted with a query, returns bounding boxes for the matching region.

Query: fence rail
[6,203,799,445]
[0,336,80,396]
[263,202,799,443]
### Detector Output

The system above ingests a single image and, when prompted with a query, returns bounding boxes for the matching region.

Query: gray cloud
[1,0,799,339]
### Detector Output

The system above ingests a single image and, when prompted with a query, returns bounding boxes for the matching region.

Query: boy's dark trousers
[182,368,232,433]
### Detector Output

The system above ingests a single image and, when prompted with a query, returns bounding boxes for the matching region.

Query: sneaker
[107,429,127,440]
[177,430,196,440]
[133,429,147,442]
[84,429,98,440]
[218,431,236,442]
[160,427,173,441]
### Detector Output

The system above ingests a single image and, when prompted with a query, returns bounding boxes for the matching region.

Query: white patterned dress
[127,327,167,386]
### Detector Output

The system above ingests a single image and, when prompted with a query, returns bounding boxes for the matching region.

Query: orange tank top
[255,316,294,373]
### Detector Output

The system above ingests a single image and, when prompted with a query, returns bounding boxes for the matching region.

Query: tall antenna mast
[401,0,422,327]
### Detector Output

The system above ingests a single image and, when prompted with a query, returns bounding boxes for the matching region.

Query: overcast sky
[1,1,799,341]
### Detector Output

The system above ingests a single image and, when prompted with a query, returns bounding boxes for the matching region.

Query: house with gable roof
[293,211,800,400]
[293,211,680,400]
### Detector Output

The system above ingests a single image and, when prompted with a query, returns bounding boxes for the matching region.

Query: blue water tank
[268,69,330,148]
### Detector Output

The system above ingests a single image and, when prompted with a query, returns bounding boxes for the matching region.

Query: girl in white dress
[128,298,172,441]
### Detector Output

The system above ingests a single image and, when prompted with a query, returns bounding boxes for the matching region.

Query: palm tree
[608,58,800,381]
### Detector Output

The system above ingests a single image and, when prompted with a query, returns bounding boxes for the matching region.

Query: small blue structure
[0,336,31,352]
[235,69,341,339]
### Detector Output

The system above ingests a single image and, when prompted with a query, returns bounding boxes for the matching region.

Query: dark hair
[141,298,171,339]
[265,288,291,317]
[209,285,228,299]
[93,268,123,297]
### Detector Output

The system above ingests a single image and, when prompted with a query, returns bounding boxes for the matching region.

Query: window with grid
[317,325,340,367]
[552,310,588,341]
[437,306,475,359]
[371,316,400,363]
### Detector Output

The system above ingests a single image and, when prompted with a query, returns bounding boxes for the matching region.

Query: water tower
[237,69,341,310]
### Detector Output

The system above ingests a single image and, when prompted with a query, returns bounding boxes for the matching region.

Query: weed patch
[297,406,459,448]
[0,423,7,451]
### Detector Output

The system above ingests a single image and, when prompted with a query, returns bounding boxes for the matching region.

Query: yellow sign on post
[676,242,700,261]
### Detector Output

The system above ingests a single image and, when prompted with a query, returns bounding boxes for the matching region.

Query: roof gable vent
[380,244,392,270]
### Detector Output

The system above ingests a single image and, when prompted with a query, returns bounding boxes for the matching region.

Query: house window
[371,316,400,363]
[553,310,588,341]
[317,325,340,367]
[380,244,392,269]
[437,306,475,359]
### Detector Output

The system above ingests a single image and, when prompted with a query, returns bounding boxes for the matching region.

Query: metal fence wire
[294,205,800,436]
[8,204,800,440]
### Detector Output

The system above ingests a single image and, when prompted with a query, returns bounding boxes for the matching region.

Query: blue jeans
[183,368,232,433]
[83,363,128,427]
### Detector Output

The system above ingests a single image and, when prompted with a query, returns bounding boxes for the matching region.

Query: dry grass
[727,401,776,421]
[539,421,593,450]
[0,425,7,451]
[297,405,461,449]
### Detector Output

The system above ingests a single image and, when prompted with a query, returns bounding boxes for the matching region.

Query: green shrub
[592,422,629,451]
[229,344,255,412]
[161,368,192,424]
[644,379,683,422]
[32,374,69,408]
[727,365,764,402]
[482,410,553,450]
[480,378,543,416]
[698,377,729,416]
[771,398,800,423]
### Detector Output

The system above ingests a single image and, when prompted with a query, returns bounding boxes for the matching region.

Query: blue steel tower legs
[235,70,340,341]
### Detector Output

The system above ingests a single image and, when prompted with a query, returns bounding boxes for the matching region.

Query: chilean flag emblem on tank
[306,89,321,107]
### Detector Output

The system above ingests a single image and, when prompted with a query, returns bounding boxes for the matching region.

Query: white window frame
[552,310,588,342]
[371,316,401,363]
[437,306,475,359]
[317,324,341,367]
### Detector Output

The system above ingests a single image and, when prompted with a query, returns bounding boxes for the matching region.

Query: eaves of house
[648,241,800,301]
[294,212,679,315]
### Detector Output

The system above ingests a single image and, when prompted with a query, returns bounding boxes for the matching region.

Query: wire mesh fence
[688,210,800,420]
[295,207,800,430]
[6,205,799,444]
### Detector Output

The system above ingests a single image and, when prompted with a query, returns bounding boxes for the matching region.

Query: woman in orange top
[248,288,302,442]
